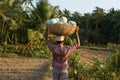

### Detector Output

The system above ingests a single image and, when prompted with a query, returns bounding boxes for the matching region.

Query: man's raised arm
[75,27,80,46]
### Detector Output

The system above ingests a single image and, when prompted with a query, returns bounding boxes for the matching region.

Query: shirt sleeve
[65,43,79,54]
[46,41,55,52]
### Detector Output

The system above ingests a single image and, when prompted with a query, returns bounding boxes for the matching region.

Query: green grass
[80,46,110,51]
[0,51,18,58]
[20,50,51,59]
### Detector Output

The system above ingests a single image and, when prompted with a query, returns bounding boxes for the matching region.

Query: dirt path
[0,49,113,80]
[79,49,113,66]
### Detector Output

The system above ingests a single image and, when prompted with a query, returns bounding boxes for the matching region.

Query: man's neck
[58,43,64,46]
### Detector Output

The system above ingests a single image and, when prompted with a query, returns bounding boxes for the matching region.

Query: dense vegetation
[69,44,120,80]
[0,0,120,79]
[0,0,120,47]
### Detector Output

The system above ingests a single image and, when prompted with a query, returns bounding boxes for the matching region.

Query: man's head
[56,36,64,45]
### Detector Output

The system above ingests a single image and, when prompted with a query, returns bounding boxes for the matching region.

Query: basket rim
[46,24,77,36]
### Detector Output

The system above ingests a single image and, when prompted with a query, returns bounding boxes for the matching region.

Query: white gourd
[56,21,63,24]
[46,20,51,25]
[68,21,76,26]
[59,16,67,23]
[50,19,57,24]
[55,18,60,23]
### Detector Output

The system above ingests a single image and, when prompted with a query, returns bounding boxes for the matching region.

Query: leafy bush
[68,50,81,79]
[64,36,74,45]
[68,48,120,80]
[107,43,120,53]
[69,50,81,70]
[106,49,120,74]
[80,46,108,51]
[0,40,51,58]
[21,50,50,58]
[20,41,51,58]
[0,51,18,58]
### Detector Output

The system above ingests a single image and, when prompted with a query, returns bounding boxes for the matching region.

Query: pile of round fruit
[46,16,77,36]
[47,16,76,26]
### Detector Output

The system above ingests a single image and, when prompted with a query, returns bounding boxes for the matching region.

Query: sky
[48,0,120,14]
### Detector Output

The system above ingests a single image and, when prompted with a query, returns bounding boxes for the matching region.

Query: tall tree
[0,0,24,52]
[63,9,71,20]
[71,11,81,26]
[83,13,91,40]
[92,7,105,29]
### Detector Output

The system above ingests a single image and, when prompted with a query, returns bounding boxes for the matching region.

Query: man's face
[61,41,64,45]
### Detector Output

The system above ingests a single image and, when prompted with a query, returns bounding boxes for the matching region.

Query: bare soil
[79,48,113,66]
[0,58,50,80]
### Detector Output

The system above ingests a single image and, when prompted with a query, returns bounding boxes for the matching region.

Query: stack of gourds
[46,16,77,36]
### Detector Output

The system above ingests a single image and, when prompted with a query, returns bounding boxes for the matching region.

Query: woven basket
[47,24,77,36]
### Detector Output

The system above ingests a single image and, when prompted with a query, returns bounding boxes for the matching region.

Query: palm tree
[0,0,29,52]
[71,11,81,26]
[92,7,105,29]
[63,9,72,20]
[83,13,91,41]
[33,0,60,48]
[21,0,60,52]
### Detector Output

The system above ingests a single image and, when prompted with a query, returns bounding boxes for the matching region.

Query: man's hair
[56,41,64,44]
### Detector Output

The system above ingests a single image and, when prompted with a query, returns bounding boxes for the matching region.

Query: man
[45,27,80,80]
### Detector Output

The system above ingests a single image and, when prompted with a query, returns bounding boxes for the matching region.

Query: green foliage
[69,50,81,69]
[27,29,43,41]
[106,46,120,73]
[0,44,24,51]
[21,50,50,58]
[107,43,120,53]
[0,52,18,58]
[69,47,120,80]
[36,0,50,23]
[0,41,51,58]
[0,44,24,58]
[68,50,82,79]
[20,41,51,58]
[0,0,120,48]
[64,36,74,45]
[80,45,108,51]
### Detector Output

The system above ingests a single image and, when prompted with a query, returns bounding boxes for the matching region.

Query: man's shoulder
[64,44,79,48]
[63,45,72,48]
